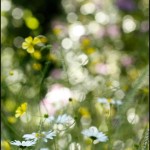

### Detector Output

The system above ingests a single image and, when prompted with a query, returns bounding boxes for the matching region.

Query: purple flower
[116,0,136,11]
[140,21,149,32]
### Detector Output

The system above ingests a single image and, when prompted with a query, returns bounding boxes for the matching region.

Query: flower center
[90,136,97,140]
[107,98,112,103]
[19,146,26,149]
[35,133,44,138]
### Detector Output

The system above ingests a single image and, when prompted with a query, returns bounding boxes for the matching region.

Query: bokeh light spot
[25,17,39,30]
[122,16,136,33]
[80,2,95,15]
[61,38,73,50]
[1,0,11,12]
[95,12,109,25]
[69,22,85,41]
[67,12,78,23]
[1,16,8,29]
[12,8,24,20]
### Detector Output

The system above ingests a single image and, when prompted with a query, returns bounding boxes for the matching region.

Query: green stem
[54,139,58,150]
[1,112,19,138]
[138,126,149,150]
[60,48,70,86]
[38,61,51,117]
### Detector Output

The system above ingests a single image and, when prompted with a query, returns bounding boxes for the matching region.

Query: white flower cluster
[10,114,108,148]
[47,114,75,127]
[10,130,56,147]
[10,140,36,147]
[10,114,75,148]
[23,131,56,142]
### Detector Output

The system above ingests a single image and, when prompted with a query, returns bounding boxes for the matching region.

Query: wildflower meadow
[1,0,149,150]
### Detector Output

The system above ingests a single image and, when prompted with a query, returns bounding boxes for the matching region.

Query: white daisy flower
[46,116,55,123]
[23,131,56,142]
[97,97,122,105]
[46,114,75,130]
[81,126,108,144]
[10,140,36,147]
[40,148,49,150]
[56,114,75,126]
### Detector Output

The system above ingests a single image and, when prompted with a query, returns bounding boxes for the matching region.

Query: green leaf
[134,144,139,149]
[40,44,52,51]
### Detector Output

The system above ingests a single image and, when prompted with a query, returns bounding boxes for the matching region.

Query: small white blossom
[46,116,55,123]
[40,148,49,150]
[10,140,36,147]
[47,114,75,127]
[81,126,108,144]
[56,114,75,125]
[23,131,56,142]
[97,97,122,105]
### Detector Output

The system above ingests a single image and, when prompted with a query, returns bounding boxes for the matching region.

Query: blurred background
[1,0,149,149]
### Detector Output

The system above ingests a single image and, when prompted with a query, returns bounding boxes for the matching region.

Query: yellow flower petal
[32,63,42,71]
[22,42,29,49]
[107,98,112,103]
[15,113,20,118]
[1,140,11,150]
[25,36,33,43]
[27,46,34,53]
[36,35,48,43]
[7,116,16,123]
[15,102,27,118]
[32,50,42,59]
[21,103,27,111]
[33,37,41,45]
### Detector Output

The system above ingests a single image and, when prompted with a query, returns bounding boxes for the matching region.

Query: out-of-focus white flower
[47,116,55,123]
[95,63,109,75]
[23,131,56,143]
[40,148,49,150]
[47,114,75,128]
[81,126,108,144]
[56,114,75,125]
[121,55,133,67]
[97,98,122,105]
[10,140,36,147]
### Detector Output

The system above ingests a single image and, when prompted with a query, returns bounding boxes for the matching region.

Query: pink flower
[95,63,108,75]
[40,84,72,115]
[50,69,62,79]
[121,56,133,67]
[106,25,120,38]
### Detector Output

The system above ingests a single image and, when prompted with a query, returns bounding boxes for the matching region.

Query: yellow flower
[142,87,149,94]
[7,116,17,124]
[9,70,14,76]
[22,36,41,53]
[47,54,57,62]
[81,38,91,47]
[36,35,48,43]
[4,99,16,112]
[32,50,42,60]
[1,140,11,150]
[53,27,62,36]
[85,47,96,55]
[32,63,42,71]
[15,102,27,118]
[78,107,90,117]
[107,98,113,103]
